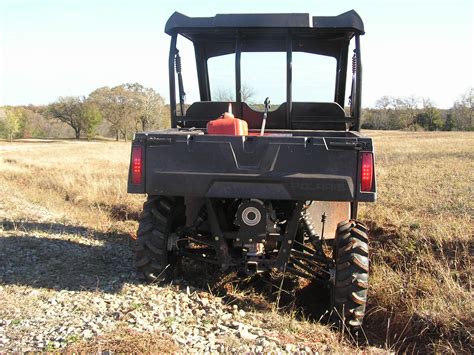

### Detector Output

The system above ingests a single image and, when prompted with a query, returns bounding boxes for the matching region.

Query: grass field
[0,131,472,352]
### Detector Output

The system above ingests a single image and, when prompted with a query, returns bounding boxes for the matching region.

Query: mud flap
[306,201,350,240]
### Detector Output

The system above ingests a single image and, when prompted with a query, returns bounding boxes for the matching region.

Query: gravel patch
[0,226,321,353]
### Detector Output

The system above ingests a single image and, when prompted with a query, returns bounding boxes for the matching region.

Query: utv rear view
[128,10,376,329]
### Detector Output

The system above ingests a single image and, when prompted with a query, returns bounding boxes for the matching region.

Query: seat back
[182,101,347,130]
[291,102,347,130]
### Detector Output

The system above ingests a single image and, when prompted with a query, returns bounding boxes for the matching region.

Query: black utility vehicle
[128,10,376,328]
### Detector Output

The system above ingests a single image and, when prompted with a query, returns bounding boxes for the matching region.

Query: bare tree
[212,85,255,103]
[213,88,235,102]
[375,96,393,110]
[400,95,419,128]
[453,88,473,131]
[241,85,256,103]
[372,95,423,130]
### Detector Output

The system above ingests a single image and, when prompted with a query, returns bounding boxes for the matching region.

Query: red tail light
[360,152,374,192]
[131,146,143,185]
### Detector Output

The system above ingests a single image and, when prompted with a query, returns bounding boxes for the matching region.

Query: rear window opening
[170,29,362,131]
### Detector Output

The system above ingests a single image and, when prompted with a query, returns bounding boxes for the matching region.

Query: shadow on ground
[0,220,332,320]
[180,258,332,322]
[0,221,137,293]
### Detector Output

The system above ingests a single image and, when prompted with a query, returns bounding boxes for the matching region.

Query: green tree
[374,96,405,130]
[415,100,443,131]
[89,85,136,141]
[15,107,46,138]
[125,83,166,131]
[82,104,102,140]
[17,107,32,138]
[0,107,22,142]
[361,108,377,129]
[444,113,456,131]
[47,97,102,139]
[89,83,167,139]
[47,97,85,139]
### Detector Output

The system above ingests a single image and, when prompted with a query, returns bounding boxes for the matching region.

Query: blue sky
[0,0,472,108]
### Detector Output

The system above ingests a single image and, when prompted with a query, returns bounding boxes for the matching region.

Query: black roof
[165,10,365,36]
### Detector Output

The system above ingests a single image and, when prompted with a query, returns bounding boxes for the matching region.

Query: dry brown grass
[64,327,178,353]
[360,131,473,353]
[0,131,473,352]
[0,140,143,234]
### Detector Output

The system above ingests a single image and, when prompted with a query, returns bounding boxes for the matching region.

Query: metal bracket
[276,201,304,268]
[328,268,336,285]
[167,233,179,251]
[206,199,231,271]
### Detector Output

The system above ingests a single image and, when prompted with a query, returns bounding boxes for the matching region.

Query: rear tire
[331,220,369,329]
[134,195,185,283]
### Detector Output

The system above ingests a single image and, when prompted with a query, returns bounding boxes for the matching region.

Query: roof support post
[169,33,178,128]
[354,34,362,131]
[335,42,349,108]
[195,46,210,101]
[286,32,293,129]
[235,33,242,115]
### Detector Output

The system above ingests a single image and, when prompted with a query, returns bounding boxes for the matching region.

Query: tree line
[361,89,473,131]
[0,83,169,141]
[0,86,472,141]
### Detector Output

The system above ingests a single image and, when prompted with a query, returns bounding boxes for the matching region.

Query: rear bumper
[142,172,374,202]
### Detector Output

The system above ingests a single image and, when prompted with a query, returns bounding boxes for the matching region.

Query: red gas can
[206,104,248,136]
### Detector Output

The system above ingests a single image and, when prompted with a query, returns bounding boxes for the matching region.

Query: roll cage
[165,11,365,131]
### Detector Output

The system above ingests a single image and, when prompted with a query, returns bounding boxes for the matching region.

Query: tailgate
[129,133,375,202]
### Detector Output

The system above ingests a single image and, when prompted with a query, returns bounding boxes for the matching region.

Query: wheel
[331,220,369,329]
[134,195,185,282]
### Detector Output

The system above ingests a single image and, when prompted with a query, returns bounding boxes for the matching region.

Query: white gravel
[0,225,320,353]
